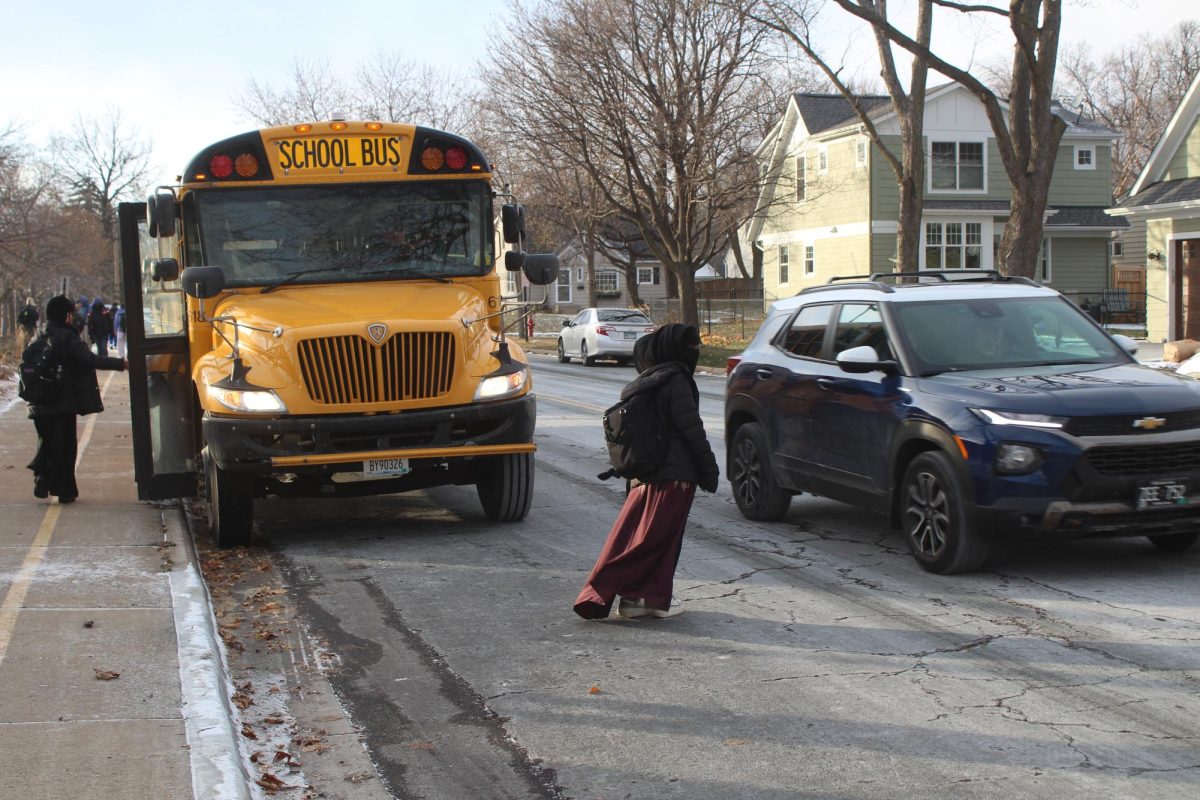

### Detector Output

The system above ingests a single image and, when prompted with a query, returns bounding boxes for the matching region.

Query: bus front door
[118,202,198,500]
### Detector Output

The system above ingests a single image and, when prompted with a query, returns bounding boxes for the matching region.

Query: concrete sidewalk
[0,372,248,800]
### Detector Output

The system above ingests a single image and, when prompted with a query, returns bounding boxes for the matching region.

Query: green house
[749,82,1124,307]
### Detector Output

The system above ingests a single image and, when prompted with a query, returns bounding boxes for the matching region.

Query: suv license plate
[1136,479,1187,510]
[364,458,411,478]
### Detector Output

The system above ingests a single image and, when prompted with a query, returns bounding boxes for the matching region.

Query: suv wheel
[901,452,988,574]
[1147,532,1198,553]
[730,422,791,521]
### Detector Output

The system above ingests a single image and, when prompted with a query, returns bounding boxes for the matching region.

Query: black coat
[30,321,125,417]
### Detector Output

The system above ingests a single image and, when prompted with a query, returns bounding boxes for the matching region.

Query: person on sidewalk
[574,323,719,620]
[26,295,127,504]
[112,303,126,357]
[17,296,39,349]
[87,298,113,358]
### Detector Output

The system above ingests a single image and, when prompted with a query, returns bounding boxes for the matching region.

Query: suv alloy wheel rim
[733,437,762,506]
[905,471,949,557]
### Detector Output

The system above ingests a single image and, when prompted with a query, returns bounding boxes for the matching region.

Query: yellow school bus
[118,120,559,546]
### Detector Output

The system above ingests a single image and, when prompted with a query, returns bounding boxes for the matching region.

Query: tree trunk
[584,231,598,307]
[673,267,699,328]
[895,170,924,273]
[999,173,1052,278]
[626,252,642,307]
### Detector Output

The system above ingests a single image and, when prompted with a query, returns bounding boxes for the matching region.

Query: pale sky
[1,0,1195,187]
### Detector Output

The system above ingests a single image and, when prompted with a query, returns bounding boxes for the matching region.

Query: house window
[637,266,661,285]
[804,245,815,275]
[779,245,790,285]
[818,146,829,174]
[796,156,806,201]
[856,138,867,168]
[1074,146,1095,170]
[924,221,983,269]
[931,140,984,190]
[556,269,572,303]
[596,271,620,296]
[505,269,520,296]
[1111,240,1124,258]
[1040,238,1052,281]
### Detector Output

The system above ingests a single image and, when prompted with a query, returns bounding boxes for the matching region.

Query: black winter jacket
[29,321,125,417]
[621,361,720,492]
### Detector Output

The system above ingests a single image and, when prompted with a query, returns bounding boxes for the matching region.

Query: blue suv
[725,271,1200,573]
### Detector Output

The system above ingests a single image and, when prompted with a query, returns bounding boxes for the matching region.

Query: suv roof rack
[799,269,1041,296]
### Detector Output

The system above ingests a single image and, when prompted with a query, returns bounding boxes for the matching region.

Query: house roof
[1120,176,1200,208]
[924,200,1011,212]
[1128,70,1200,196]
[793,93,890,135]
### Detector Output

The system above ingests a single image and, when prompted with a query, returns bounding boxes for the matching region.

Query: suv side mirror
[523,253,560,286]
[150,258,180,282]
[1110,333,1138,356]
[837,345,899,375]
[181,266,226,299]
[501,204,526,244]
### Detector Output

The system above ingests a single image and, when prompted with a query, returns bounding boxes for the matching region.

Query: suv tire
[901,452,988,574]
[730,422,791,521]
[1147,532,1198,553]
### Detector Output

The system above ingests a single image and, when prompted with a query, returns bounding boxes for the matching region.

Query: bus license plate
[364,458,411,478]
[1136,479,1187,510]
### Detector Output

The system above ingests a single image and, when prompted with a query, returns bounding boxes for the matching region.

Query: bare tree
[829,0,1065,278]
[1059,20,1200,197]
[755,1,933,272]
[235,59,355,126]
[484,0,782,327]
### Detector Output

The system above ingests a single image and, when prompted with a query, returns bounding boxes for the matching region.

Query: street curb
[167,503,254,800]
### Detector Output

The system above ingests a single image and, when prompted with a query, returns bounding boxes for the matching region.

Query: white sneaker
[617,597,652,619]
[649,598,684,618]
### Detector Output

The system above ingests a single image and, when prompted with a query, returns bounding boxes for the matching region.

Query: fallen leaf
[256,630,277,641]
[405,741,437,752]
[94,669,120,681]
[344,772,374,784]
[262,714,286,725]
[241,724,258,740]
[258,602,282,614]
[588,685,601,695]
[256,772,292,793]
[232,691,254,710]
[724,738,752,747]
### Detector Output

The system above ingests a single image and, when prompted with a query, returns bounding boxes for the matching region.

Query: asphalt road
[244,353,1200,799]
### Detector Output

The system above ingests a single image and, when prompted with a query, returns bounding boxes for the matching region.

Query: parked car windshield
[894,296,1128,376]
[596,310,652,324]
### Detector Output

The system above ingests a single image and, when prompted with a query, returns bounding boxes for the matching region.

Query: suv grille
[1067,410,1200,437]
[1086,443,1200,476]
[298,332,456,405]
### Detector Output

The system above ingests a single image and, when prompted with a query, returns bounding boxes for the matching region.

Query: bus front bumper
[203,394,536,473]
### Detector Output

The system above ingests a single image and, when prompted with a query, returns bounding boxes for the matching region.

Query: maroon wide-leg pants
[573,480,697,619]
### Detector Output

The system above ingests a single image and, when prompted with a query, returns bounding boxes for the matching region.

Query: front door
[118,202,198,500]
[1175,239,1200,340]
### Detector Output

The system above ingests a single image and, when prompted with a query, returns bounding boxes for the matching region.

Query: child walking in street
[574,324,719,620]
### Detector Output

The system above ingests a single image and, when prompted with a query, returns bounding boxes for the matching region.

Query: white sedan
[557,308,656,366]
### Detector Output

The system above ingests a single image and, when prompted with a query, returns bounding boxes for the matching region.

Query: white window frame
[922,221,985,270]
[818,145,829,175]
[855,138,868,169]
[804,244,815,275]
[505,268,520,296]
[779,245,790,285]
[637,266,661,285]
[556,269,572,303]
[595,270,620,295]
[1040,238,1052,282]
[1074,145,1096,170]
[796,155,806,201]
[928,139,987,193]
[1111,240,1124,258]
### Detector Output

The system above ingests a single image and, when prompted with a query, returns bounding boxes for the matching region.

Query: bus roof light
[209,154,234,179]
[445,146,469,171]
[420,147,445,171]
[293,124,312,133]
[365,122,383,131]
[330,121,348,131]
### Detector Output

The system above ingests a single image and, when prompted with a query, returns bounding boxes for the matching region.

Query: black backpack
[18,335,63,405]
[598,387,669,481]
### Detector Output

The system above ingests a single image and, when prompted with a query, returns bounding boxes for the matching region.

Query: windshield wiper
[260,267,341,294]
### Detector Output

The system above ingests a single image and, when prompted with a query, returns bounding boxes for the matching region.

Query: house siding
[1163,117,1200,181]
[1045,237,1106,295]
[1047,142,1114,206]
[1146,218,1200,342]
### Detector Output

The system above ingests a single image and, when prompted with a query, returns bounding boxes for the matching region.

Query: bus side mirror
[182,266,226,299]
[523,253,560,286]
[150,258,180,282]
[147,189,177,238]
[504,251,526,272]
[501,204,526,244]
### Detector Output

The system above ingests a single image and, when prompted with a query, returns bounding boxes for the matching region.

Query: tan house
[1108,70,1200,343]
[749,83,1125,308]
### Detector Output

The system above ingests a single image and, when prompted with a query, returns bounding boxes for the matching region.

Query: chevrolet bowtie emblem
[366,323,388,345]
[1133,416,1166,430]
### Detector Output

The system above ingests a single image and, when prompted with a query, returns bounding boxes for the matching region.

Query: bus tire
[476,452,534,522]
[204,449,253,548]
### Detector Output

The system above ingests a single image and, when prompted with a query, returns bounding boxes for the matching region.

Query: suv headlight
[994,443,1044,474]
[207,385,287,413]
[475,368,528,401]
[971,408,1066,429]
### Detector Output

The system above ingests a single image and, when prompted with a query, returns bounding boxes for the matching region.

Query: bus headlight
[475,368,528,401]
[207,385,288,413]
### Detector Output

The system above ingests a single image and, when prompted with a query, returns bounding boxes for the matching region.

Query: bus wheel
[476,453,534,522]
[204,449,253,548]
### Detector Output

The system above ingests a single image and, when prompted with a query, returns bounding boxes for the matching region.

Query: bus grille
[298,332,456,404]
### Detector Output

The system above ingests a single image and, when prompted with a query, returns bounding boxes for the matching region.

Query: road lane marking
[0,372,116,669]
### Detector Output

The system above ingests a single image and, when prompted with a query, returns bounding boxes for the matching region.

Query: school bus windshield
[185,180,493,286]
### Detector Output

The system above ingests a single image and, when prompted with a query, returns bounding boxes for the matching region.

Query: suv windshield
[894,296,1127,375]
[186,180,492,287]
